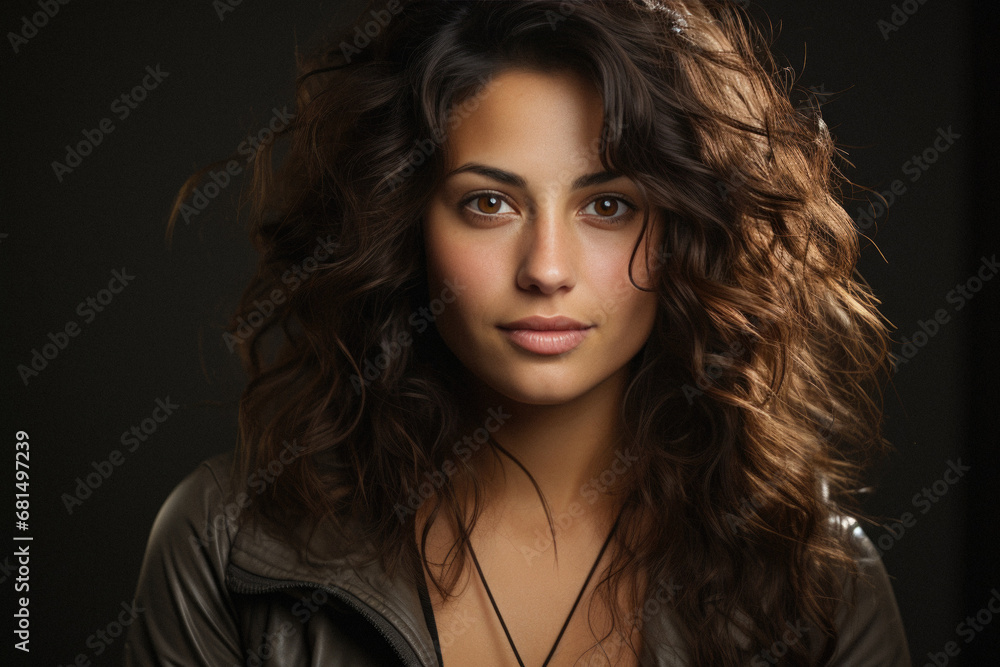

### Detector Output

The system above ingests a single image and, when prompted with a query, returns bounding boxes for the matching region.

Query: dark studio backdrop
[2,0,997,664]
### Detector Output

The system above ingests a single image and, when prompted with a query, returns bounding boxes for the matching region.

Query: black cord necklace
[465,504,624,667]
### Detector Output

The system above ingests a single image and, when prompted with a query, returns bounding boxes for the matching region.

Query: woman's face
[422,67,662,406]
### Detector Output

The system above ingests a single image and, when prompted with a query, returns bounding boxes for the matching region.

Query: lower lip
[499,327,592,355]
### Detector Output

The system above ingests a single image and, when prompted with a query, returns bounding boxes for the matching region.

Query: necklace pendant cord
[465,506,625,667]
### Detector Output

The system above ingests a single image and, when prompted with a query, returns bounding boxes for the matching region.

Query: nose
[515,204,577,295]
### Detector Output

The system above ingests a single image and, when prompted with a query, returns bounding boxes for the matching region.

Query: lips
[497,316,593,355]
[498,315,592,331]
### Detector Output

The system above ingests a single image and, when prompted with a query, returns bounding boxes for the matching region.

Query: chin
[479,369,598,407]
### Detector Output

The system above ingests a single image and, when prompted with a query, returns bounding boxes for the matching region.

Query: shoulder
[822,514,912,666]
[145,451,241,555]
[124,450,245,665]
[157,450,238,526]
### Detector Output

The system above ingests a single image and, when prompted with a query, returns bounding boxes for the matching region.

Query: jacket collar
[226,513,440,667]
[224,505,687,667]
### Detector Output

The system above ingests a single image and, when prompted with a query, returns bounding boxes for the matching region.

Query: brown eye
[594,197,620,217]
[584,195,636,224]
[476,195,503,214]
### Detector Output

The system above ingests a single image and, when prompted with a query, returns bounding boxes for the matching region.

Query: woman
[124,0,911,665]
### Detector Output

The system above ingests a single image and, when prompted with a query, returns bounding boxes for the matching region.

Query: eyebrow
[444,163,625,190]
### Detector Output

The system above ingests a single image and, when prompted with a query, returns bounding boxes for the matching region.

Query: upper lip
[498,316,592,331]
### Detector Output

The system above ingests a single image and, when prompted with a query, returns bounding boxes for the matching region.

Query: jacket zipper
[226,563,428,667]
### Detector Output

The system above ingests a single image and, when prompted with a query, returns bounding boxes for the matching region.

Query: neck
[456,365,634,527]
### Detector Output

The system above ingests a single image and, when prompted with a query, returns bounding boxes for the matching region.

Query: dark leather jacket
[123,452,912,666]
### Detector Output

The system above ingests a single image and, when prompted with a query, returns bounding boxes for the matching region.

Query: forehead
[443,67,608,172]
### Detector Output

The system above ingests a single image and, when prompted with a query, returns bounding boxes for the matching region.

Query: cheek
[424,226,501,327]
[586,239,657,326]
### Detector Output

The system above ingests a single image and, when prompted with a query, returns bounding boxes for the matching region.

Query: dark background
[2,0,997,665]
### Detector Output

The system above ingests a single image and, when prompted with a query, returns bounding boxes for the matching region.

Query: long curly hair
[168,0,895,664]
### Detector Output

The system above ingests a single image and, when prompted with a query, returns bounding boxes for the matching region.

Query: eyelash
[458,191,640,225]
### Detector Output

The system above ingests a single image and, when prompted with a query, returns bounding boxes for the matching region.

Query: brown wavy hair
[167,0,895,664]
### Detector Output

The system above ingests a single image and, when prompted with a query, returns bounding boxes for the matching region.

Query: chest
[429,585,642,666]
[420,525,643,666]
